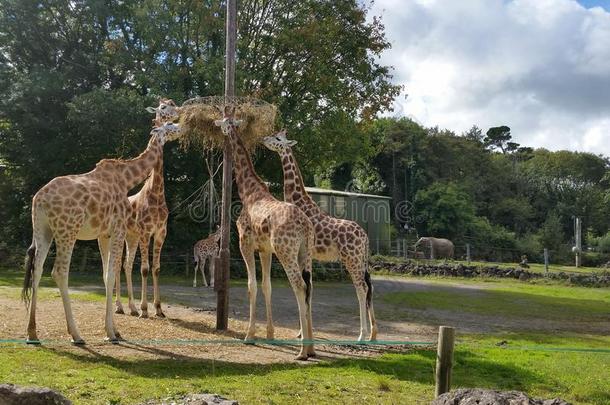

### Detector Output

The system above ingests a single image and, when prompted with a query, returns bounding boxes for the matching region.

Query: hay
[179,96,277,151]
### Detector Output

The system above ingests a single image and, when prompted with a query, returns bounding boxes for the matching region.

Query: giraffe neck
[279,147,320,213]
[226,126,271,206]
[119,136,163,191]
[141,151,166,201]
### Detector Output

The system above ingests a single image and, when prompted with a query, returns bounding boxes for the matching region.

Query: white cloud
[370,0,610,155]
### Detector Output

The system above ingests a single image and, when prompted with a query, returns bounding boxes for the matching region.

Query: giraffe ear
[214,119,224,127]
[288,140,298,146]
[146,107,157,113]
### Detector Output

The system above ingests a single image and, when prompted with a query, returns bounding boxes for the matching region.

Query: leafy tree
[414,182,476,240]
[484,125,513,153]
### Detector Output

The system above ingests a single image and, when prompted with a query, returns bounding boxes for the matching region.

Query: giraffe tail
[22,242,36,306]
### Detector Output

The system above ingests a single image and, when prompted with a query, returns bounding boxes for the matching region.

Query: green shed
[305,187,392,252]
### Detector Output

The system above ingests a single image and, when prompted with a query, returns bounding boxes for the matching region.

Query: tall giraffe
[192,228,220,288]
[22,122,182,343]
[214,113,315,360]
[114,99,181,318]
[262,130,378,341]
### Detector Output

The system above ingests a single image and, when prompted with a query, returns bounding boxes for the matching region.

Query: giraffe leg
[103,232,123,341]
[139,236,150,318]
[345,261,369,342]
[26,224,53,342]
[259,251,274,339]
[201,256,208,287]
[209,255,215,288]
[53,237,83,344]
[276,253,311,361]
[124,233,140,316]
[152,228,166,318]
[193,257,199,287]
[240,241,257,341]
[114,255,125,315]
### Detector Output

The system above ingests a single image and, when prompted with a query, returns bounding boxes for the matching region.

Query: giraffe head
[146,98,180,125]
[262,129,297,153]
[150,122,182,145]
[214,117,243,136]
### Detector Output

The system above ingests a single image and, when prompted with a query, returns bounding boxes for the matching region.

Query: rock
[139,393,238,405]
[0,384,72,405]
[431,388,571,405]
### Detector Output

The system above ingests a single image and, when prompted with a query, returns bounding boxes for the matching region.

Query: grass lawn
[382,278,610,322]
[1,267,609,404]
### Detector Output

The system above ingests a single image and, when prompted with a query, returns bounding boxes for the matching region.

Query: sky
[369,0,610,155]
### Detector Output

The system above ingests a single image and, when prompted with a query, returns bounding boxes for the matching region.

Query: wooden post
[403,239,408,259]
[435,326,455,398]
[544,248,549,275]
[466,243,471,264]
[215,0,237,331]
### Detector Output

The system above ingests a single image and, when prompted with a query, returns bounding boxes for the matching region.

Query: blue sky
[577,0,610,10]
[370,0,610,155]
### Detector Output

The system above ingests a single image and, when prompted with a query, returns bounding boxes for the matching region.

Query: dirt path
[1,275,606,364]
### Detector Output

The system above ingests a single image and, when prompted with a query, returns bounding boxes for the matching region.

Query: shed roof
[305,187,392,200]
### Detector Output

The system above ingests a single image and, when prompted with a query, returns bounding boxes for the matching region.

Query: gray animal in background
[414,237,455,260]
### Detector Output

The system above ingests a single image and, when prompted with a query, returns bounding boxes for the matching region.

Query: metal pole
[435,326,455,398]
[575,217,582,268]
[466,243,471,264]
[544,248,549,275]
[215,0,237,331]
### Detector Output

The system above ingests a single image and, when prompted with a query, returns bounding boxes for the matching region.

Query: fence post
[403,239,408,260]
[544,248,549,275]
[376,238,380,255]
[435,326,455,398]
[466,244,471,264]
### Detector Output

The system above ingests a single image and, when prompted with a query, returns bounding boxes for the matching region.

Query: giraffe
[214,112,316,360]
[114,99,181,318]
[192,228,221,288]
[22,122,182,344]
[262,130,378,341]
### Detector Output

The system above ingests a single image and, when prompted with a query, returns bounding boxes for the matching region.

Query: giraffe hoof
[156,312,166,319]
[139,313,149,319]
[130,310,140,317]
[71,339,86,346]
[308,351,317,358]
[115,307,125,315]
[104,337,120,344]
[26,339,41,345]
[295,354,309,361]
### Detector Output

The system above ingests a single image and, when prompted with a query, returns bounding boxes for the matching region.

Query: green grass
[1,267,609,404]
[0,334,608,404]
[382,280,610,322]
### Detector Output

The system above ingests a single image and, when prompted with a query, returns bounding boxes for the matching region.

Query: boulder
[0,384,72,405]
[431,388,570,405]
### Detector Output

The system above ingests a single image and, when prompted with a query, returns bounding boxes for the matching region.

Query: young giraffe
[192,228,221,288]
[22,122,182,344]
[114,99,181,318]
[214,113,315,360]
[262,130,378,341]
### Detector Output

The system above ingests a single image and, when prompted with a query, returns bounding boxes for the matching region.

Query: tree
[484,125,513,153]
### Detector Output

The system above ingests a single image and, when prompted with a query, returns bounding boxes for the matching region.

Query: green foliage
[590,231,610,253]
[538,212,565,251]
[0,0,398,253]
[414,182,475,240]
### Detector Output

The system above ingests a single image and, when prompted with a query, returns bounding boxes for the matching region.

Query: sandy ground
[1,275,606,363]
